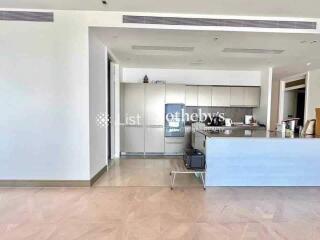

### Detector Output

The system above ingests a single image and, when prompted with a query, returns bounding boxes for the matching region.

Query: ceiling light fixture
[307,62,312,66]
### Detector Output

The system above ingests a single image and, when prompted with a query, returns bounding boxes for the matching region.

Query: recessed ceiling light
[311,40,318,44]
[102,0,107,5]
[307,62,312,66]
[213,37,219,41]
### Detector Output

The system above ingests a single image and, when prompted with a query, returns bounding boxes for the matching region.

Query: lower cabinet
[165,137,185,154]
[145,126,164,153]
[123,125,144,153]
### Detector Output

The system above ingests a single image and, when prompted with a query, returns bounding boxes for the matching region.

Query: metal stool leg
[201,172,206,190]
[171,172,176,190]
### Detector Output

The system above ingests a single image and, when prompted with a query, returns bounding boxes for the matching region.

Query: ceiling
[2,0,320,18]
[93,27,320,78]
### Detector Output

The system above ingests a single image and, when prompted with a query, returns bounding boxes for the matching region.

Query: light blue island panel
[206,138,320,186]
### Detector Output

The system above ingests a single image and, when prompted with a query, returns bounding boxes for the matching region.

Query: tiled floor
[94,157,203,187]
[1,187,320,239]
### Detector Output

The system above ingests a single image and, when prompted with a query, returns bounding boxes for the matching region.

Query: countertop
[197,129,319,139]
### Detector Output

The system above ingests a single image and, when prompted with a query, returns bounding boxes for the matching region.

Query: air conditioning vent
[132,45,194,52]
[223,48,284,54]
[0,11,54,22]
[123,15,317,30]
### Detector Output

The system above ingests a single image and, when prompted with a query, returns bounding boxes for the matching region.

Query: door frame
[278,72,309,124]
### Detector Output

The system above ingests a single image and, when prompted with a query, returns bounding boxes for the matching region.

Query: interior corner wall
[89,30,108,178]
[306,69,320,120]
[253,68,272,129]
[0,14,90,180]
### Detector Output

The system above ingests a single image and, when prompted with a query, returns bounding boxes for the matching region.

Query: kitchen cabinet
[198,86,212,106]
[230,87,260,107]
[123,83,144,125]
[144,84,165,153]
[211,87,231,107]
[123,125,144,153]
[245,87,260,107]
[230,87,245,106]
[165,137,185,154]
[145,84,165,126]
[185,86,198,106]
[166,84,186,104]
[145,126,165,153]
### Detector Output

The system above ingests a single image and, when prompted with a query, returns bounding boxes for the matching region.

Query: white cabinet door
[145,126,164,153]
[211,87,231,107]
[123,83,144,125]
[165,137,185,154]
[245,87,260,107]
[123,126,144,153]
[185,86,198,106]
[145,84,165,126]
[230,87,245,106]
[166,84,186,104]
[198,86,212,106]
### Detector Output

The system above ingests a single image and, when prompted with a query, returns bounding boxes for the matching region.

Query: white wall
[122,68,261,86]
[306,69,320,119]
[89,30,107,178]
[0,14,90,180]
[1,8,318,181]
[253,68,272,129]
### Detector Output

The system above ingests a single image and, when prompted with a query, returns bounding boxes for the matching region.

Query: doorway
[279,75,307,127]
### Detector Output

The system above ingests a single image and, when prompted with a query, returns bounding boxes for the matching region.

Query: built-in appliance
[165,104,185,137]
[225,118,233,127]
[245,115,253,125]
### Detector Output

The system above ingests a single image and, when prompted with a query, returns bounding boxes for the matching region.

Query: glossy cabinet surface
[230,87,246,106]
[185,86,198,106]
[166,84,186,104]
[245,87,260,107]
[123,83,144,125]
[145,84,165,126]
[198,86,212,106]
[211,87,231,107]
[145,126,164,153]
[123,125,144,153]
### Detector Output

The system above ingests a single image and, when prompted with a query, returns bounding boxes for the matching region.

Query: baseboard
[0,180,90,188]
[90,165,108,186]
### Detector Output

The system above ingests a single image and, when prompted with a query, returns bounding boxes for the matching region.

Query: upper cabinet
[185,86,198,106]
[166,84,186,104]
[245,87,260,107]
[211,87,231,107]
[230,87,246,106]
[198,86,212,107]
[230,87,260,107]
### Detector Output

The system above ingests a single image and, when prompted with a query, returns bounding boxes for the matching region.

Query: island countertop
[197,129,319,139]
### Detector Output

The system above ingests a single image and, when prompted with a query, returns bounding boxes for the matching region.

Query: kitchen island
[195,129,320,186]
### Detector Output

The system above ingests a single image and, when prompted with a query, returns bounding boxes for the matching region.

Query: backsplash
[186,106,253,122]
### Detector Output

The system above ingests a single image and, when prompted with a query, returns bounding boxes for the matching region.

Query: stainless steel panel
[124,83,144,125]
[123,125,144,153]
[145,126,164,153]
[145,84,165,126]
